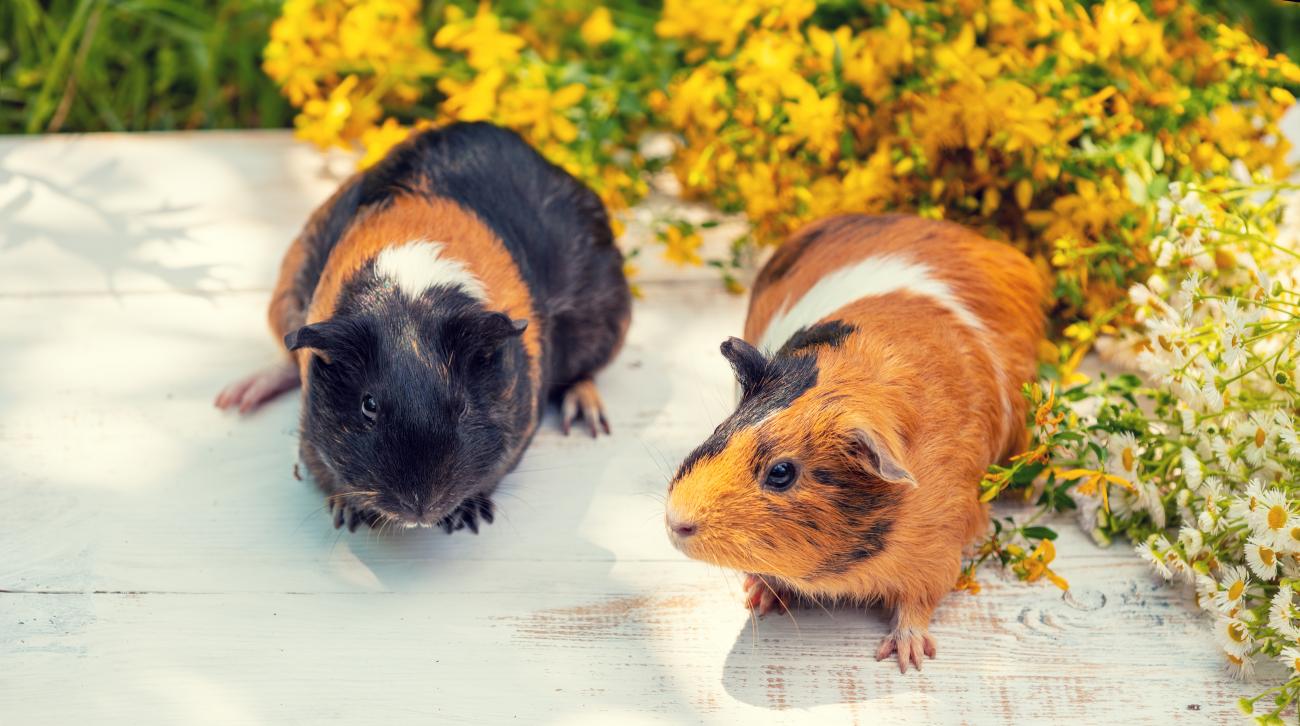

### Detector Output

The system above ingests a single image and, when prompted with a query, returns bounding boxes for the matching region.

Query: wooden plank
[0,561,1249,724]
[0,131,745,297]
[0,129,1277,722]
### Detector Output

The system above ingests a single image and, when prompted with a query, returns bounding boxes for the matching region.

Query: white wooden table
[0,131,1263,724]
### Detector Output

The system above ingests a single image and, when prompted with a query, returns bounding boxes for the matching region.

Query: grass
[0,0,289,134]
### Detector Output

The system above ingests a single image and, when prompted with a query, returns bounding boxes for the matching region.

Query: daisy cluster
[982,182,1300,722]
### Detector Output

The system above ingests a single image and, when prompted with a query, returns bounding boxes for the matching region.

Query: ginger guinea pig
[665,214,1044,672]
[216,122,630,532]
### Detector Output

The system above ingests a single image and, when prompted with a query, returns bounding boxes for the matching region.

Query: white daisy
[1228,479,1267,523]
[1212,564,1252,613]
[1226,653,1255,681]
[1279,647,1300,675]
[1198,378,1225,414]
[1106,432,1141,480]
[1269,587,1299,639]
[1244,536,1279,580]
[1214,613,1253,658]
[1274,517,1300,555]
[1137,481,1167,530]
[1235,412,1275,468]
[1246,487,1291,543]
[1179,447,1204,489]
[1178,527,1204,558]
[1195,574,1219,612]
[1136,536,1172,580]
[1274,411,1298,452]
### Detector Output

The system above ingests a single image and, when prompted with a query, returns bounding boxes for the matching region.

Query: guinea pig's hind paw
[560,378,611,438]
[214,361,299,414]
[875,629,937,674]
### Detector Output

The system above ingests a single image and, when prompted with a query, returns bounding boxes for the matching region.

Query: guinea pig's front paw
[742,573,797,617]
[437,494,495,535]
[875,628,937,674]
[330,500,379,532]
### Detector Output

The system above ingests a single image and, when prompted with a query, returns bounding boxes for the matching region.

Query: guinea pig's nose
[667,516,697,538]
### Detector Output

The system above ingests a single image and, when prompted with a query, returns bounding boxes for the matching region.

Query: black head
[287,289,529,528]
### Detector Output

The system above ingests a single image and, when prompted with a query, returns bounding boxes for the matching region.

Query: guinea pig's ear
[479,312,528,341]
[720,337,768,397]
[284,323,335,363]
[849,428,916,487]
[443,311,526,361]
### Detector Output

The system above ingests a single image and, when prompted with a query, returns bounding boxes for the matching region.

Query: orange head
[665,336,916,586]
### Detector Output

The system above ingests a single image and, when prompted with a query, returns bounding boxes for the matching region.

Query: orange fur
[669,214,1046,650]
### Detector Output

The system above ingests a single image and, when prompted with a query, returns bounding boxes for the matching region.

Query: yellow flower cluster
[657,0,1300,327]
[263,1,650,222]
[263,0,439,158]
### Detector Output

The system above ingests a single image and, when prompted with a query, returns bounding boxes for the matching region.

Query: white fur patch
[374,240,486,301]
[757,256,983,354]
[756,254,1011,445]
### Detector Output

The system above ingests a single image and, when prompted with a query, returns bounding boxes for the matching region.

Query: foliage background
[2,1,1296,135]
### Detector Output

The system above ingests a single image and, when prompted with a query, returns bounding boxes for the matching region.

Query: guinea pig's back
[745,214,1046,363]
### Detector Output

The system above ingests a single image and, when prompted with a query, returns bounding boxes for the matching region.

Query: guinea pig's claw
[560,378,611,438]
[876,629,937,674]
[436,495,495,535]
[742,574,790,617]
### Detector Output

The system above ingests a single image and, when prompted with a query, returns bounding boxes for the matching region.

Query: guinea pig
[216,122,631,533]
[664,214,1045,673]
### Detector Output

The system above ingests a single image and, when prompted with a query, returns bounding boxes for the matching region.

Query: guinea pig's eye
[763,460,798,492]
[361,393,378,421]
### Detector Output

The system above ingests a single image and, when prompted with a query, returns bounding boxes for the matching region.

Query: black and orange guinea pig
[665,214,1045,673]
[217,122,630,533]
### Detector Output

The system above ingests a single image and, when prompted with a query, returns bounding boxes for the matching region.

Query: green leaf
[1021,526,1058,541]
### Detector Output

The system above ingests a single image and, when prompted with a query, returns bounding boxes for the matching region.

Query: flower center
[1261,547,1276,566]
[1269,505,1288,530]
[1228,581,1245,600]
[1122,447,1135,471]
[1228,622,1247,643]
[1256,427,1267,448]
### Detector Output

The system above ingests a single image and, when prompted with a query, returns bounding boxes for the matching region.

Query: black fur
[673,338,818,481]
[288,123,629,530]
[775,320,856,358]
[353,122,630,394]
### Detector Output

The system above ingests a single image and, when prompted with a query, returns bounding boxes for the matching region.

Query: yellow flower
[666,66,728,132]
[661,225,703,267]
[1017,539,1069,590]
[438,67,506,122]
[1055,467,1135,512]
[358,118,411,169]
[954,569,982,595]
[295,75,362,150]
[499,75,586,144]
[580,7,615,46]
[783,88,841,163]
[434,2,526,71]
